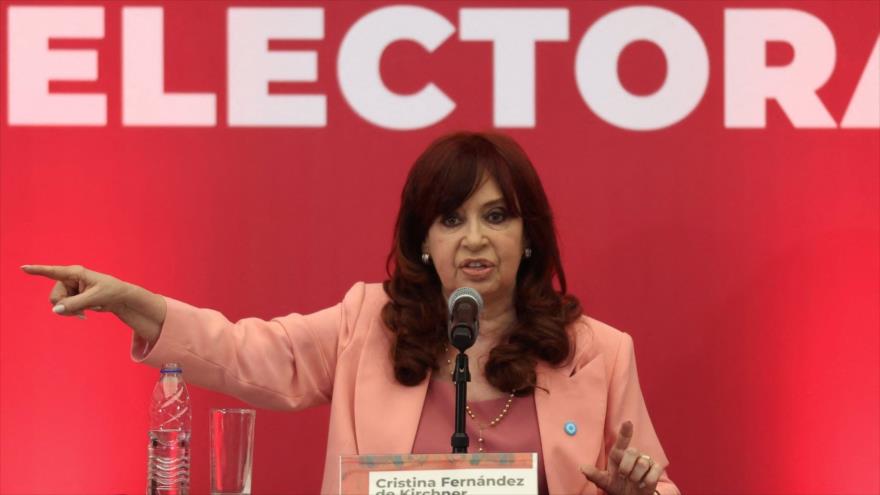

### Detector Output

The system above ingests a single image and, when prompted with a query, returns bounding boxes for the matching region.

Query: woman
[23,132,678,495]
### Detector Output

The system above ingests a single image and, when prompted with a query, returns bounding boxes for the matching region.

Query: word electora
[7,5,879,129]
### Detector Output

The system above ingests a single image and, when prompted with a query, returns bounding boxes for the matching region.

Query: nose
[461,218,487,249]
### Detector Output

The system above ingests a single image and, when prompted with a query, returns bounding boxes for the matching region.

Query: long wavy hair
[381,132,582,395]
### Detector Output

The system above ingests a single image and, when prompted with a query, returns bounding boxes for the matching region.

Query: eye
[486,208,508,224]
[441,213,462,227]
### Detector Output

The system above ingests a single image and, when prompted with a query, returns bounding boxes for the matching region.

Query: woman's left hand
[580,421,663,495]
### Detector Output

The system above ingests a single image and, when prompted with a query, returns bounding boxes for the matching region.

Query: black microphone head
[447,287,483,351]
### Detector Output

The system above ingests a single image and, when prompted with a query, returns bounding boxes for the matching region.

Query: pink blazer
[132,282,679,495]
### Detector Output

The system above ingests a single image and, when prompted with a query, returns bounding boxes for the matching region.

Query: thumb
[53,288,98,316]
[580,464,612,490]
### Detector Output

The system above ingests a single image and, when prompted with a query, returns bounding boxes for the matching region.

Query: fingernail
[76,313,87,320]
[52,304,65,314]
[20,265,32,270]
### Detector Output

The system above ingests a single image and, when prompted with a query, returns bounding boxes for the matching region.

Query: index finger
[21,265,80,281]
[613,420,633,452]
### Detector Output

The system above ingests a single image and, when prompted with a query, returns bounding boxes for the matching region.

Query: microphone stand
[451,350,470,453]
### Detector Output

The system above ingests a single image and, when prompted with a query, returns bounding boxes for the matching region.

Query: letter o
[575,6,709,130]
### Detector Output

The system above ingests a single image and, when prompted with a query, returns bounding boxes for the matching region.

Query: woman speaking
[23,132,679,495]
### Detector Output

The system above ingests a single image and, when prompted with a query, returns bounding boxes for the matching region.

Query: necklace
[445,347,516,453]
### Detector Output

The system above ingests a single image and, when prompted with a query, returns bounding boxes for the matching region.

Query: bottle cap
[160,363,182,373]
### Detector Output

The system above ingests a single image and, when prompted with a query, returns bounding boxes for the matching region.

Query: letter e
[8,6,106,125]
[228,8,325,126]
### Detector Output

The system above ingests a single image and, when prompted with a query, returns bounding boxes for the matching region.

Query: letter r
[725,8,837,128]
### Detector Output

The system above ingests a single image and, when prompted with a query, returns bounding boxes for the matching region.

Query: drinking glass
[210,408,256,495]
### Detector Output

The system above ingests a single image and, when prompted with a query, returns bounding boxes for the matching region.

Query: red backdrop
[1,1,878,493]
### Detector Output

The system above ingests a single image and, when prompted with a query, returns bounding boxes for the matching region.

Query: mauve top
[412,377,549,495]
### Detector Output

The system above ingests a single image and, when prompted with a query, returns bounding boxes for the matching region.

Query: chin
[466,280,500,297]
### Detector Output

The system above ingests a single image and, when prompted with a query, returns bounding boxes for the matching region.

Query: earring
[524,248,532,259]
[421,253,431,265]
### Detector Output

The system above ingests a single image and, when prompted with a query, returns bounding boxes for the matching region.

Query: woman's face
[423,175,525,307]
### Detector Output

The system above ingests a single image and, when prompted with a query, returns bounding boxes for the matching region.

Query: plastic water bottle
[147,363,191,495]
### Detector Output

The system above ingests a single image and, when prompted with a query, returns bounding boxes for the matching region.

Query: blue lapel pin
[564,421,577,436]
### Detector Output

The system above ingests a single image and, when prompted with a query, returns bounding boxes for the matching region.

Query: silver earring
[524,248,532,259]
[421,253,431,265]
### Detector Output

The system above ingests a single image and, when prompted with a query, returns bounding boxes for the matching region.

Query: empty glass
[210,408,255,495]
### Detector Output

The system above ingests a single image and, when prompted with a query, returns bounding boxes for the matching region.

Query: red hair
[381,132,582,395]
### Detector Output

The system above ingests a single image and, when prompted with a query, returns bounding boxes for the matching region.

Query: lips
[459,259,494,280]
[459,258,495,269]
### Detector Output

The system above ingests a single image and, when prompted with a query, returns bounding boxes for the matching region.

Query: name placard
[340,453,538,495]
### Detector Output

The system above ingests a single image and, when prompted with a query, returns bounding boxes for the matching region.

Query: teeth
[467,262,485,268]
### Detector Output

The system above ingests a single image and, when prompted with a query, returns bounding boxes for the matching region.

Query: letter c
[338,5,455,130]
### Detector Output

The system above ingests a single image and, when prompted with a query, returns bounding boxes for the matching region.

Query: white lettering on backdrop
[725,9,837,128]
[8,7,106,125]
[5,5,879,129]
[122,7,217,126]
[228,8,325,126]
[841,35,880,128]
[337,5,455,130]
[575,6,709,131]
[459,8,569,128]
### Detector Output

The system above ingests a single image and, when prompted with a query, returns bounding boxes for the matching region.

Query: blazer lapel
[535,355,608,495]
[353,317,430,454]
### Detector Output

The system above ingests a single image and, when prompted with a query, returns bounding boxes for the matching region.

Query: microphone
[447,287,482,452]
[447,287,483,351]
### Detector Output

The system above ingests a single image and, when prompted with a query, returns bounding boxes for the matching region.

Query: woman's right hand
[21,264,167,344]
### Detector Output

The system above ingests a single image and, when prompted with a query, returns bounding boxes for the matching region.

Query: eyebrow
[482,198,506,208]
